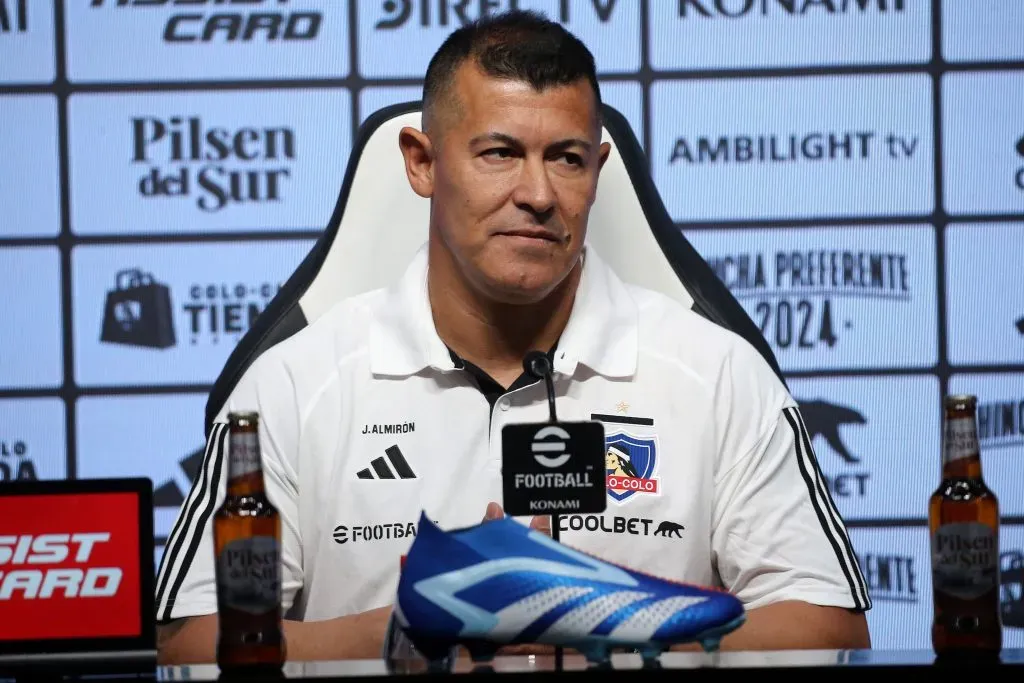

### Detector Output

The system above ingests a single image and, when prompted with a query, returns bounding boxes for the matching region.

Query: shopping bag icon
[100,269,177,349]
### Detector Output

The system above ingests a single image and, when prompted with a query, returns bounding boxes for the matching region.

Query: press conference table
[4,649,1023,682]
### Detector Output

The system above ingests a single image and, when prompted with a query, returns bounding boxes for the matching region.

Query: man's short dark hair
[422,10,601,133]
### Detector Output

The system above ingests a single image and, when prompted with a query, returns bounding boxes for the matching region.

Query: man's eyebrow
[468,132,523,148]
[548,138,592,154]
[467,133,593,153]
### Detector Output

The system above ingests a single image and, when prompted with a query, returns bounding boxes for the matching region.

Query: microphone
[523,351,557,423]
[523,351,560,541]
[500,350,607,542]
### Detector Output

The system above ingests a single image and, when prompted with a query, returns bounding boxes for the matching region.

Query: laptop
[0,477,157,677]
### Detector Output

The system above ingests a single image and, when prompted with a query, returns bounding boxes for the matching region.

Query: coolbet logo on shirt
[604,433,660,504]
[0,493,141,641]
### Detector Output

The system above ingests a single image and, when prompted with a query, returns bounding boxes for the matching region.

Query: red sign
[0,493,141,641]
[606,475,659,494]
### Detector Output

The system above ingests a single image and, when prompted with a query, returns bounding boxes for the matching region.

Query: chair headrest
[297,103,696,321]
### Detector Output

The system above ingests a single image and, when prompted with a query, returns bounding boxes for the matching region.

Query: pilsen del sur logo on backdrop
[131,114,297,214]
[98,269,282,350]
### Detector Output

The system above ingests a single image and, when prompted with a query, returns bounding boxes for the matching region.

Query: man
[155,10,871,664]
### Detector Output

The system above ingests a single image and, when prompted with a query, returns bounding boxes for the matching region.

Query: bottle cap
[944,394,976,411]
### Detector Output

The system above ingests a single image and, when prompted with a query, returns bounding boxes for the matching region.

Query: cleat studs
[405,632,457,663]
[639,645,665,662]
[580,645,612,667]
[700,637,721,653]
[463,638,499,664]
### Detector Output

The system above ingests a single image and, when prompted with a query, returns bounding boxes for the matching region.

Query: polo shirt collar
[369,242,638,379]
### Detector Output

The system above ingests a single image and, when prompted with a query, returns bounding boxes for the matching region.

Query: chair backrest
[205,102,784,434]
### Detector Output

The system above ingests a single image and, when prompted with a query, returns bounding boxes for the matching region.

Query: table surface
[5,648,1021,682]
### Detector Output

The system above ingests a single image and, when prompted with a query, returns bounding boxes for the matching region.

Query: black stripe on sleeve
[790,407,872,610]
[783,408,871,611]
[155,422,225,619]
[385,445,415,479]
[159,423,228,622]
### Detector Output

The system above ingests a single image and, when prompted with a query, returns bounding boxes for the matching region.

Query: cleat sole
[462,638,500,664]
[695,613,746,652]
[576,643,612,666]
[700,637,721,653]
[402,630,458,664]
[639,645,666,662]
[403,613,746,666]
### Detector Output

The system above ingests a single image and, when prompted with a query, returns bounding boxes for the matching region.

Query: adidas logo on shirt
[356,445,416,480]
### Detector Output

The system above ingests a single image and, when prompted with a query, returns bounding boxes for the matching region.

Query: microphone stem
[544,372,560,542]
[545,374,557,423]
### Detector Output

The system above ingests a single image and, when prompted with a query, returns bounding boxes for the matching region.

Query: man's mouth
[496,229,561,242]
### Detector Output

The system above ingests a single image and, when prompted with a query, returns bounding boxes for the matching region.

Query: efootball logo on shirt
[604,432,659,504]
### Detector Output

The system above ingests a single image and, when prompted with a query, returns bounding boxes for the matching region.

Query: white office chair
[205,102,783,434]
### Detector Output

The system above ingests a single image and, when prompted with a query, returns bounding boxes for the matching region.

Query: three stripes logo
[356,445,416,480]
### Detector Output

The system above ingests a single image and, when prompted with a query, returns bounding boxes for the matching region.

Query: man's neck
[427,242,582,389]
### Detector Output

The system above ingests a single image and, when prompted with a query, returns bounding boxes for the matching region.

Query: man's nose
[512,156,556,216]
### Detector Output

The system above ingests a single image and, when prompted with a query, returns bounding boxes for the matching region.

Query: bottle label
[217,536,281,615]
[229,432,261,479]
[943,417,978,464]
[931,522,998,600]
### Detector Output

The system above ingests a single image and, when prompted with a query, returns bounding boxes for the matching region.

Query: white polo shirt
[155,243,871,624]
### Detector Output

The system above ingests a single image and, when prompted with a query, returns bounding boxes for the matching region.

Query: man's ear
[399,126,435,199]
[597,141,612,171]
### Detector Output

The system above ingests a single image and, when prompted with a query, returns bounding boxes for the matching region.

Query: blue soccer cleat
[393,512,745,665]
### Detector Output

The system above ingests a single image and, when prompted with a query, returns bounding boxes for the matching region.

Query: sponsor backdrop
[1,0,1021,649]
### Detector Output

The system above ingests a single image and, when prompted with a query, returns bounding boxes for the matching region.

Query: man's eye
[483,148,513,159]
[560,153,584,167]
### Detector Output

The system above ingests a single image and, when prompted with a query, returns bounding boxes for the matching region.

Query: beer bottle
[214,411,286,671]
[929,394,1002,658]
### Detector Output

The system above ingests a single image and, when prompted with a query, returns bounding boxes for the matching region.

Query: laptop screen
[0,478,155,657]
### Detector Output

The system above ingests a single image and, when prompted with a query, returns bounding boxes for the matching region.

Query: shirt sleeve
[154,353,304,623]
[709,364,872,613]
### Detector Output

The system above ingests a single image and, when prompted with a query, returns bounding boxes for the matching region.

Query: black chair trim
[597,104,787,388]
[204,102,426,435]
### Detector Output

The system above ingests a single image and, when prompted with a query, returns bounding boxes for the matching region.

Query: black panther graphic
[153,447,205,507]
[654,521,685,538]
[797,400,866,464]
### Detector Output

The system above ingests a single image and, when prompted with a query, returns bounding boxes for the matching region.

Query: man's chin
[472,267,575,306]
